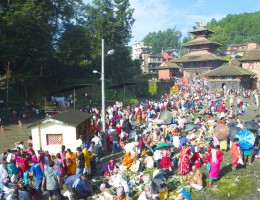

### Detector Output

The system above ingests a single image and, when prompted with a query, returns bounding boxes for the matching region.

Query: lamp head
[92,70,98,74]
[107,49,115,56]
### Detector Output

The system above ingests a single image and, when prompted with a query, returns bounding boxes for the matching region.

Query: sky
[84,0,260,45]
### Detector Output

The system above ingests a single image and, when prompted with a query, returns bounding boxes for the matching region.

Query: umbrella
[158,110,172,125]
[245,120,259,132]
[214,124,230,140]
[227,121,238,128]
[154,119,165,125]
[154,142,173,150]
[227,122,241,141]
[236,130,255,149]
[229,126,242,141]
[184,124,196,132]
[151,170,166,194]
[212,98,219,102]
[168,124,178,128]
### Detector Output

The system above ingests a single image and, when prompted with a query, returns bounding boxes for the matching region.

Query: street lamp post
[93,39,114,151]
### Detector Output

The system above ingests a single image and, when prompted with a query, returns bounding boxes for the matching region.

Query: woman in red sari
[179,144,190,175]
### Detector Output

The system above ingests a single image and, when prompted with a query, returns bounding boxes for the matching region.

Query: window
[46,134,63,145]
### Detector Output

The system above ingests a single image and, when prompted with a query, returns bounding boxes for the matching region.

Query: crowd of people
[0,81,259,200]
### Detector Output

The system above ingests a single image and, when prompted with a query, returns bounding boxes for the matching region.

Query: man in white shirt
[91,132,102,148]
[6,149,13,163]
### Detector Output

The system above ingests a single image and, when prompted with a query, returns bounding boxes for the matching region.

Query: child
[160,147,172,172]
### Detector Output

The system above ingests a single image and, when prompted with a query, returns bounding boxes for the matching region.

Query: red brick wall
[158,69,170,79]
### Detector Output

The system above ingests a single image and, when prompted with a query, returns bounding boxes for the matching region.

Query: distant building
[29,110,92,154]
[240,49,260,89]
[161,51,174,62]
[204,61,255,91]
[157,62,182,80]
[173,23,227,79]
[140,52,162,74]
[226,42,259,57]
[132,41,152,60]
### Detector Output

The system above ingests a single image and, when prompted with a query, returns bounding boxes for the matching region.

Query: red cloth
[230,143,240,167]
[179,153,190,175]
[160,157,171,169]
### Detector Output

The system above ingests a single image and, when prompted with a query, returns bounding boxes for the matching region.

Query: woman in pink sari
[208,145,223,186]
[178,144,190,175]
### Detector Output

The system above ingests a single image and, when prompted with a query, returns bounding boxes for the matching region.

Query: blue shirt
[30,163,43,179]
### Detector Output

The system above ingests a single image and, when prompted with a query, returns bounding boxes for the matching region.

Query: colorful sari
[178,150,190,175]
[208,149,223,180]
[230,143,240,167]
[66,152,77,175]
[122,152,133,169]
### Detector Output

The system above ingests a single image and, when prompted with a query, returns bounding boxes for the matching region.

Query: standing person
[91,132,103,159]
[82,145,94,176]
[178,144,190,175]
[88,142,98,175]
[66,149,77,176]
[59,145,67,160]
[243,146,253,165]
[230,138,242,171]
[111,125,119,154]
[28,159,43,195]
[54,153,66,187]
[76,147,85,175]
[208,145,223,186]
[41,160,62,200]
[160,147,172,172]
[7,160,19,183]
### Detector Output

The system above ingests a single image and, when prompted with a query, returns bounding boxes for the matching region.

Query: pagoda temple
[173,22,227,79]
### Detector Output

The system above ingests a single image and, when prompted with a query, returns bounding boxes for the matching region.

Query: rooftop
[240,49,260,61]
[28,109,92,128]
[158,62,182,70]
[183,37,221,47]
[204,62,256,77]
[172,52,227,63]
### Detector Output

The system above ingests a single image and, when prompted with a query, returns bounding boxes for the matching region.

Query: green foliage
[0,0,138,102]
[148,81,157,96]
[57,24,91,66]
[143,28,182,54]
[207,11,260,50]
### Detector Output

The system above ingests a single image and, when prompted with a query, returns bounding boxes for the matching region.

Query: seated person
[138,185,155,200]
[129,154,140,173]
[122,152,133,169]
[99,183,116,200]
[144,151,154,169]
[109,169,130,196]
[63,187,77,200]
[66,173,94,198]
[116,187,130,200]
[101,160,117,176]
[189,166,203,190]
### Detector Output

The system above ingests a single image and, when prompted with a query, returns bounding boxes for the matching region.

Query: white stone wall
[31,122,77,155]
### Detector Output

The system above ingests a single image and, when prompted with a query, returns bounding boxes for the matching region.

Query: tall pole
[101,39,107,150]
[6,61,10,107]
[73,87,76,110]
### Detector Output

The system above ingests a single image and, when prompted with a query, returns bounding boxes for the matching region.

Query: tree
[84,0,137,83]
[143,28,182,54]
[0,0,85,98]
[57,24,91,66]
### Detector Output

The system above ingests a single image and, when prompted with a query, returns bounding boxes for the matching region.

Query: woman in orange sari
[122,152,133,169]
[135,109,142,124]
[66,149,77,175]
